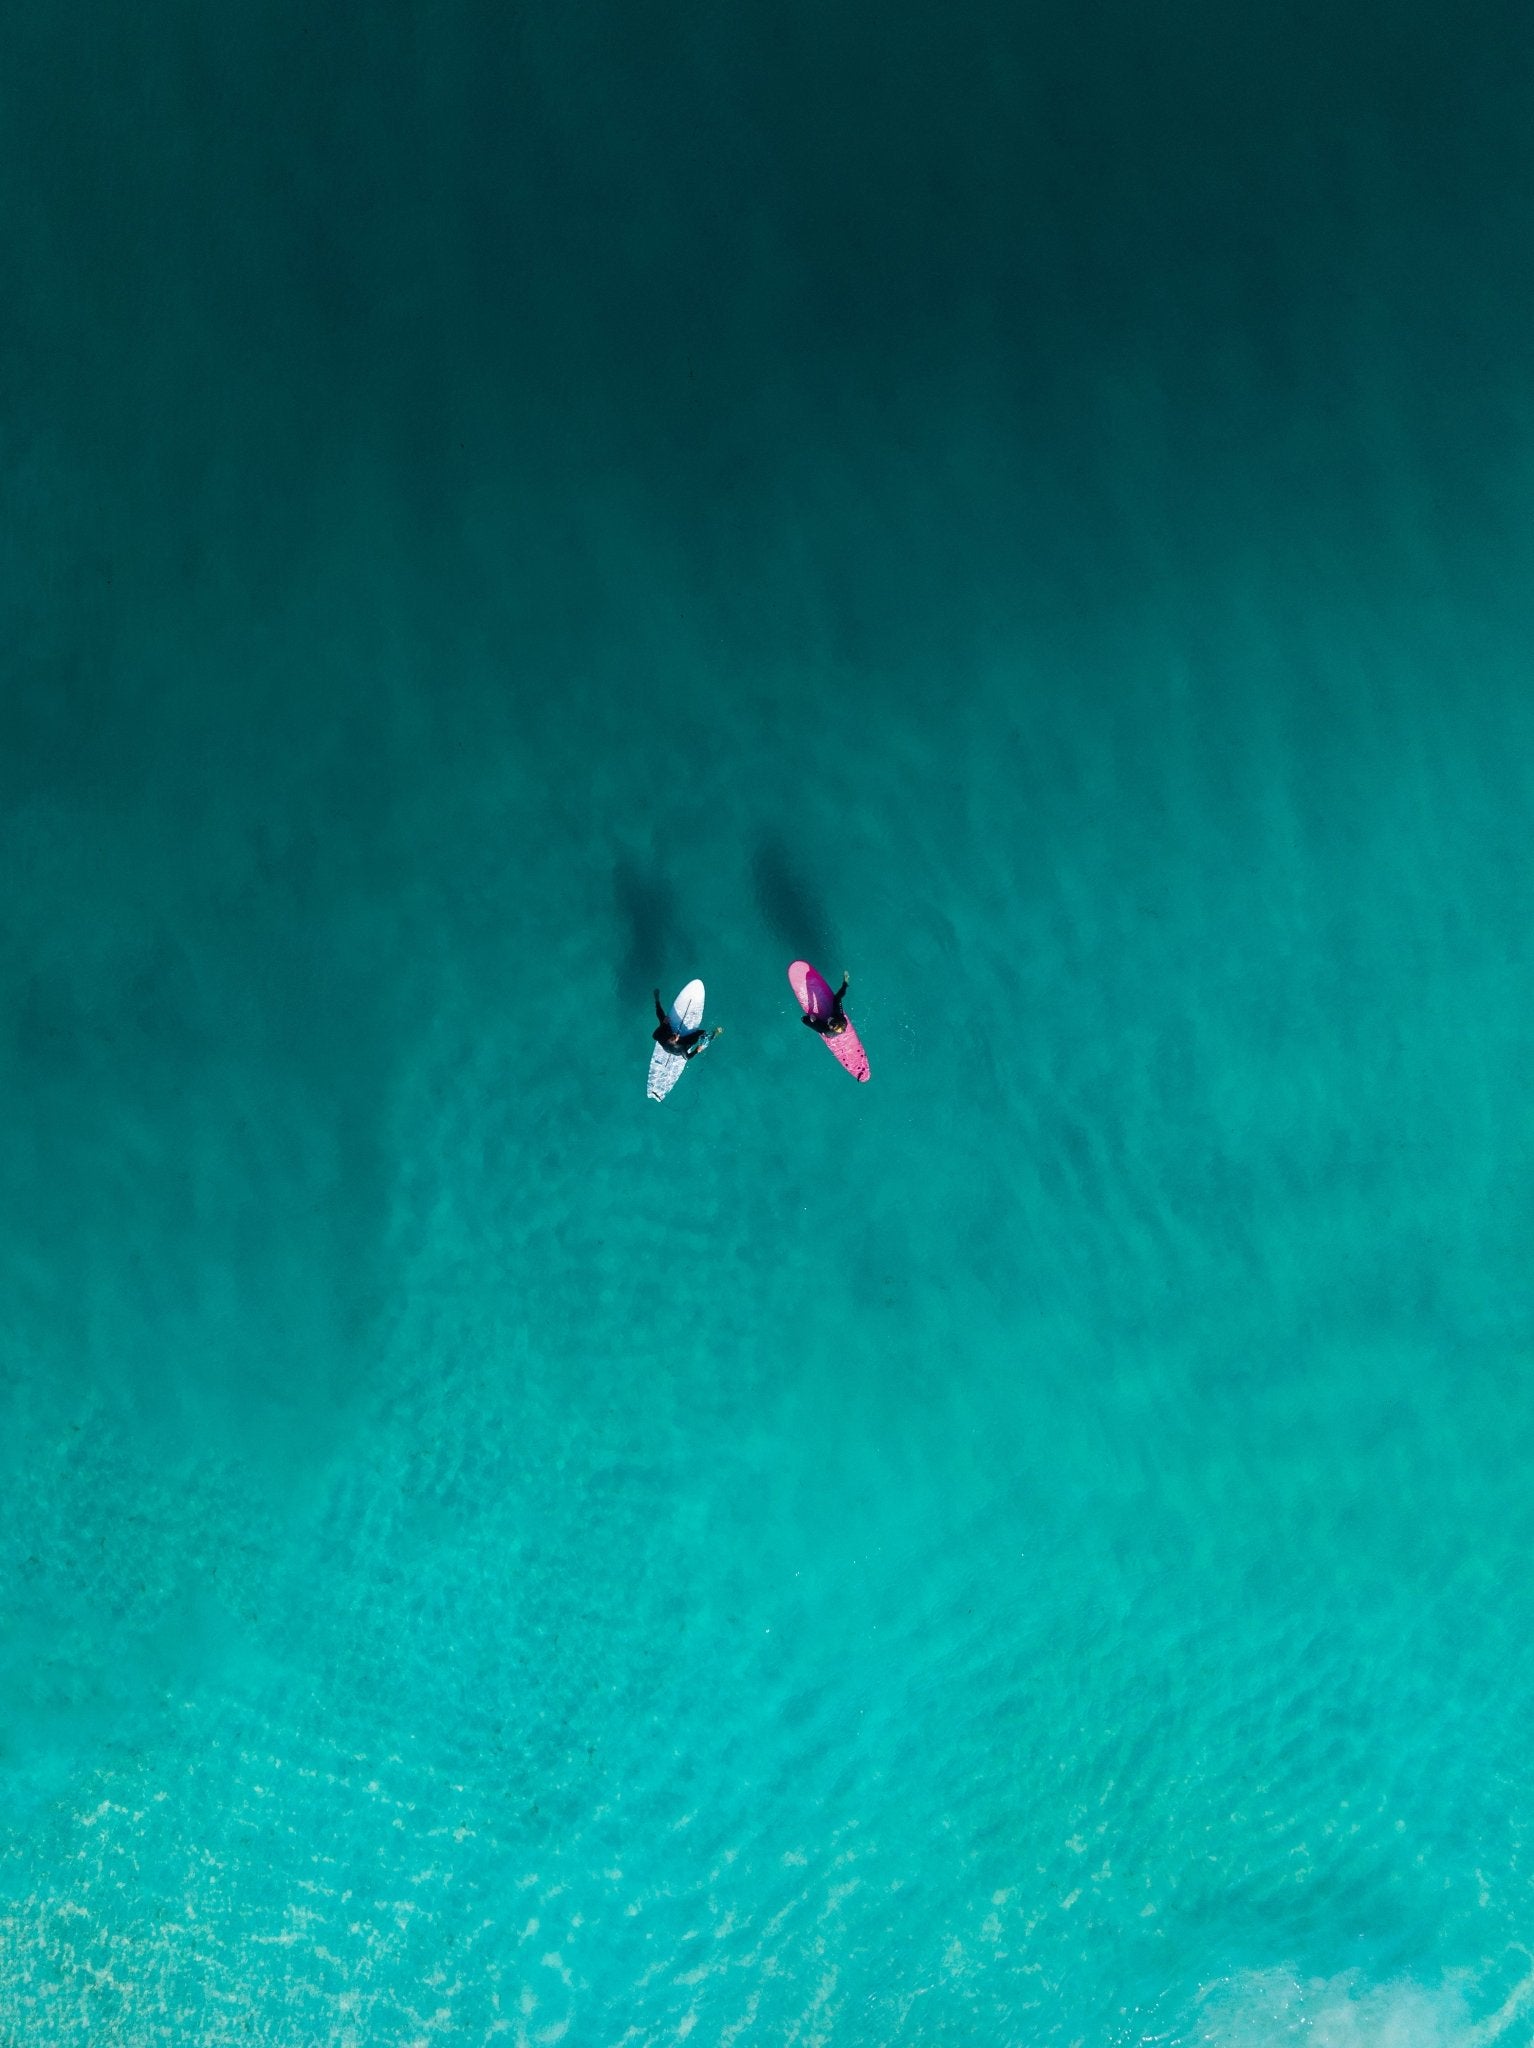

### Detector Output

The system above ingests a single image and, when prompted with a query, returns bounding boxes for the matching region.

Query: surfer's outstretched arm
[653,989,671,1029]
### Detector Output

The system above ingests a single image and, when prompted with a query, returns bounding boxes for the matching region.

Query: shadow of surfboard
[613,855,696,1015]
[751,832,836,969]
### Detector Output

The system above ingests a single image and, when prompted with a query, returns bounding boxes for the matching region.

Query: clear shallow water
[4,2,1534,2042]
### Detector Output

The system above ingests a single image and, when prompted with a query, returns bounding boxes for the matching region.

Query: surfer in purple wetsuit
[653,990,718,1060]
[803,970,851,1037]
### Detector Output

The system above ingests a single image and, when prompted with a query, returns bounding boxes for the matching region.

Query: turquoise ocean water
[4,2,1534,2041]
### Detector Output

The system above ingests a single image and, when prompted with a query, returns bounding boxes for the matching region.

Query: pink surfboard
[788,960,870,1083]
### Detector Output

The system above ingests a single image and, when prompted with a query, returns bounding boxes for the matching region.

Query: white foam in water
[1195,1965,1534,2048]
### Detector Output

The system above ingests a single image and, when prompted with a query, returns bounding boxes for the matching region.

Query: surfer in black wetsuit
[653,990,719,1059]
[803,971,851,1037]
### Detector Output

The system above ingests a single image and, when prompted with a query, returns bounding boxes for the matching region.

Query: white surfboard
[647,979,707,1101]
